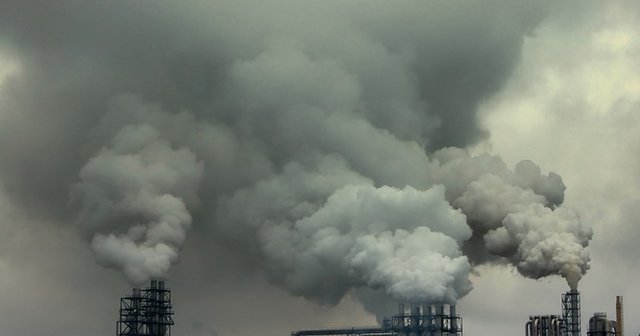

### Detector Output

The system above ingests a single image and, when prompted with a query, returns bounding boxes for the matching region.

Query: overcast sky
[0,1,639,336]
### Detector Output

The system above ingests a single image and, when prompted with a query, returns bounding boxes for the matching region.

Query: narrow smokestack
[410,304,421,330]
[450,304,458,334]
[616,296,624,336]
[411,303,421,316]
[423,303,434,316]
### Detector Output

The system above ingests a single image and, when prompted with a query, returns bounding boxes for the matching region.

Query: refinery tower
[116,280,175,336]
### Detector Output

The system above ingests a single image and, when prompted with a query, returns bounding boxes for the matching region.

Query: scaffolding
[292,304,462,336]
[561,290,580,336]
[117,280,174,336]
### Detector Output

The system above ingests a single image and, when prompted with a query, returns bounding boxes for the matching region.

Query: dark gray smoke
[0,0,591,314]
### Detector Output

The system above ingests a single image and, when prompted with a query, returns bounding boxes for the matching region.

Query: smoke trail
[484,204,591,289]
[431,149,592,288]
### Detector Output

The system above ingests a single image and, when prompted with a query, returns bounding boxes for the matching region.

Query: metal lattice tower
[117,280,174,336]
[562,290,580,336]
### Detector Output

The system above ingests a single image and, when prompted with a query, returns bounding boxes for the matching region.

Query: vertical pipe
[399,303,405,316]
[435,305,445,336]
[525,321,532,336]
[411,303,421,316]
[450,305,457,335]
[410,303,421,334]
[616,296,624,336]
[423,303,434,336]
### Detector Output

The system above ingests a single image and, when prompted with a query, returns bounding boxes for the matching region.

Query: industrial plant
[292,303,461,336]
[524,290,624,336]
[113,282,627,336]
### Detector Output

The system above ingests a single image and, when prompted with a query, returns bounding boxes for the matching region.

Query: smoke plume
[71,123,204,284]
[0,0,592,314]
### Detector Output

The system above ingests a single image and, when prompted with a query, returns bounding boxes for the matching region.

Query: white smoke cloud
[484,204,592,289]
[223,181,471,306]
[72,124,203,285]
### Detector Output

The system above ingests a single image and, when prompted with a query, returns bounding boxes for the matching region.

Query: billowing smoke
[0,0,591,315]
[218,169,472,304]
[431,150,592,288]
[71,123,204,284]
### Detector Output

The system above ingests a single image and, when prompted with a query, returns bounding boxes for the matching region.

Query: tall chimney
[616,296,624,336]
[562,289,581,336]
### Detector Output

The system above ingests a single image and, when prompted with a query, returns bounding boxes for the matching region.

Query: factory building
[524,291,626,336]
[584,296,624,336]
[111,282,633,336]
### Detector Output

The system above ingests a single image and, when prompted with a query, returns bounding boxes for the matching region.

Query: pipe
[411,303,421,316]
[434,305,444,336]
[525,321,532,336]
[450,305,457,334]
[410,304,421,332]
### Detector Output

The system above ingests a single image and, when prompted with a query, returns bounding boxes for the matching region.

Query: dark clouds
[0,1,602,335]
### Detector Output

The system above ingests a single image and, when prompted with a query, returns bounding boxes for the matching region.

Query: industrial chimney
[562,289,581,336]
[116,280,175,336]
[616,296,624,336]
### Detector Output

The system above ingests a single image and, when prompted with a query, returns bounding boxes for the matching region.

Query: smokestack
[616,296,624,336]
[562,289,581,336]
[450,304,458,334]
[411,303,421,316]
[410,304,421,332]
[423,303,434,316]
[116,280,175,336]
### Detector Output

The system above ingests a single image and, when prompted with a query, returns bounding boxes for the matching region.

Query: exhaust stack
[117,280,175,336]
[616,296,624,336]
[562,289,581,336]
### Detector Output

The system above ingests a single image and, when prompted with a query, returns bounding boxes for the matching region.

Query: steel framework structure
[561,290,580,336]
[292,304,462,336]
[117,280,174,336]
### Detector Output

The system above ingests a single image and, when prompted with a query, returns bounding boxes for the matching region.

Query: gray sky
[0,1,638,336]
